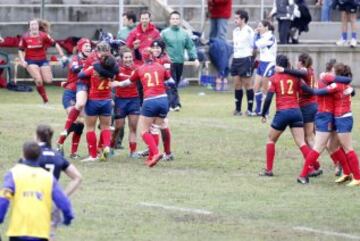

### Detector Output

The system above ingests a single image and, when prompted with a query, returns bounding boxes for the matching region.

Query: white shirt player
[255,31,277,63]
[233,25,255,59]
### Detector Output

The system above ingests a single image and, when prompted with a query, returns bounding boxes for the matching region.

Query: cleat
[138,149,149,158]
[346,179,360,187]
[162,153,175,161]
[259,169,274,177]
[174,106,181,112]
[336,39,348,46]
[335,175,352,184]
[233,110,242,116]
[129,152,141,159]
[297,176,309,184]
[245,110,257,117]
[81,156,98,163]
[147,153,163,168]
[69,153,81,160]
[350,38,357,48]
[308,169,323,178]
[335,165,342,177]
[56,143,64,156]
[99,146,111,161]
[169,107,175,112]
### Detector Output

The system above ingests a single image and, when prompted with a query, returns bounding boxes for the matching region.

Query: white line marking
[37,104,57,110]
[293,226,360,240]
[139,202,213,215]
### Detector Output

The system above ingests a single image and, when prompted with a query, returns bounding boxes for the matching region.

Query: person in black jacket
[290,0,312,44]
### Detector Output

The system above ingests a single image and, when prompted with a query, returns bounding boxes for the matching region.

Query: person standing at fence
[269,0,295,44]
[208,0,232,41]
[230,10,255,116]
[18,19,67,103]
[334,0,358,47]
[161,11,199,111]
[117,11,137,41]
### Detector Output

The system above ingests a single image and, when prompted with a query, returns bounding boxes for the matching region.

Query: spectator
[290,0,312,44]
[161,11,199,111]
[117,11,137,41]
[208,0,232,41]
[126,10,160,56]
[230,9,255,116]
[334,0,357,47]
[316,0,333,21]
[0,141,74,241]
[270,0,295,44]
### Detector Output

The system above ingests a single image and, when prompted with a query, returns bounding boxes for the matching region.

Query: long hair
[298,53,313,68]
[334,63,352,77]
[36,124,54,148]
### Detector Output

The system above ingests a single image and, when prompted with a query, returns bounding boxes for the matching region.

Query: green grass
[1,86,360,241]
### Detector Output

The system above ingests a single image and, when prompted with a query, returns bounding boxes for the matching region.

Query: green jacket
[161,26,198,64]
[117,23,136,40]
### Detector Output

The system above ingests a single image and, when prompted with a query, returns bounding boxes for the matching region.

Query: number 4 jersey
[269,73,301,110]
[38,143,70,180]
[130,61,171,99]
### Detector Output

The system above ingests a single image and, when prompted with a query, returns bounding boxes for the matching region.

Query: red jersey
[19,31,56,61]
[64,54,85,91]
[79,51,99,85]
[126,23,160,54]
[269,73,301,110]
[316,74,336,113]
[299,67,317,107]
[115,65,138,98]
[83,67,112,100]
[208,0,232,19]
[129,61,171,99]
[325,83,352,117]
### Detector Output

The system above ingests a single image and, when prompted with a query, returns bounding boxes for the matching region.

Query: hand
[0,37,4,43]
[21,61,28,69]
[60,56,69,68]
[261,116,267,123]
[133,39,140,49]
[275,66,284,73]
[319,72,326,80]
[343,86,354,96]
[60,81,66,87]
[193,59,200,69]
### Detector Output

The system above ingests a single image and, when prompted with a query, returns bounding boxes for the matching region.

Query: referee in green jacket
[161,11,200,111]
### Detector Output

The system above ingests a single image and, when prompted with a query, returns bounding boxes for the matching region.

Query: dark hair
[36,124,54,148]
[326,59,336,72]
[298,53,312,68]
[119,46,132,59]
[169,11,181,18]
[23,141,41,161]
[123,11,136,23]
[38,19,51,33]
[151,39,166,56]
[140,10,151,18]
[96,41,110,53]
[334,63,352,77]
[100,54,117,70]
[261,20,274,32]
[276,54,290,68]
[235,10,249,23]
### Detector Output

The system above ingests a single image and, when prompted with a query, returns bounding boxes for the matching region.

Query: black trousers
[278,19,291,44]
[9,237,48,241]
[168,63,184,108]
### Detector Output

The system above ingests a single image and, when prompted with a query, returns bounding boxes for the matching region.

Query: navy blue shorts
[62,89,76,109]
[141,96,169,118]
[300,103,318,123]
[76,82,88,92]
[271,108,304,131]
[231,57,253,77]
[85,99,112,116]
[315,112,335,132]
[339,1,358,13]
[335,115,353,133]
[26,59,49,67]
[256,61,275,77]
[114,97,141,119]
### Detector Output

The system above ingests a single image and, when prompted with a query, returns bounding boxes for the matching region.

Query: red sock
[71,133,81,154]
[64,108,81,131]
[300,150,320,177]
[151,133,159,147]
[142,132,159,157]
[57,135,67,145]
[86,131,97,158]
[300,145,311,159]
[266,143,275,172]
[36,85,48,103]
[129,142,137,153]
[331,148,351,175]
[346,150,360,180]
[101,129,112,148]
[98,133,103,150]
[161,128,171,155]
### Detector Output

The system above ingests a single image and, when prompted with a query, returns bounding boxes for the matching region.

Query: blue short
[300,103,318,123]
[315,112,334,132]
[335,115,353,133]
[26,59,49,67]
[256,61,275,77]
[141,96,169,118]
[271,108,304,131]
[62,89,76,109]
[85,99,112,116]
[76,82,88,92]
[114,97,141,119]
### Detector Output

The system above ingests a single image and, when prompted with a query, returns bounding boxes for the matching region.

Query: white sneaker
[336,39,348,46]
[174,106,180,112]
[162,153,175,161]
[350,38,357,48]
[81,156,98,163]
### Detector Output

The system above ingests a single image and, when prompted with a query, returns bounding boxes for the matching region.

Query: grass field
[1,86,360,241]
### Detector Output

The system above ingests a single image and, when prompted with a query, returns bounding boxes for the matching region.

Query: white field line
[293,226,360,240]
[36,104,59,110]
[139,202,213,215]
